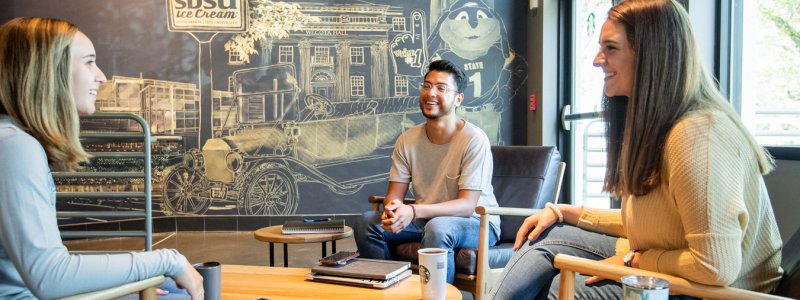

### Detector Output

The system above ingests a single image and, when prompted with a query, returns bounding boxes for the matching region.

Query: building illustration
[55,0,527,217]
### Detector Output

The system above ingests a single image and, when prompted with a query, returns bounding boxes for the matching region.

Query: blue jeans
[488,224,699,300]
[354,210,498,283]
[489,224,621,300]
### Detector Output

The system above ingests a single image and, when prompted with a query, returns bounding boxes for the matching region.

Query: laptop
[305,269,412,289]
[310,258,411,280]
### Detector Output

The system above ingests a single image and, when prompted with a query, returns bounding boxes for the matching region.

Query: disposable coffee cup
[621,275,669,300]
[417,248,447,300]
[193,261,221,300]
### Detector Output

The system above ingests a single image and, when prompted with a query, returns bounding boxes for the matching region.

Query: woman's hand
[583,254,627,284]
[513,207,560,251]
[173,261,204,300]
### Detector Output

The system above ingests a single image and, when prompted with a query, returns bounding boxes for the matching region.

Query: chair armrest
[368,196,416,211]
[476,206,540,217]
[474,206,540,299]
[60,275,165,300]
[553,254,789,300]
[368,195,385,204]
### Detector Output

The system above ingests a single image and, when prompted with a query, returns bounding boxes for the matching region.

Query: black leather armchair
[368,145,563,298]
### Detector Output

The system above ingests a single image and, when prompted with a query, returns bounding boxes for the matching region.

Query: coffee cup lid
[621,275,669,289]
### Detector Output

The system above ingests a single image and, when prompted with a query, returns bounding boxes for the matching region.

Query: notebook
[311,258,411,280]
[304,269,412,289]
[281,219,345,234]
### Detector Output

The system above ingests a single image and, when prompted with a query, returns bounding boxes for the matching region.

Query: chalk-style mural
[4,0,528,218]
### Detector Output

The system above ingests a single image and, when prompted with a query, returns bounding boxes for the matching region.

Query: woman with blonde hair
[0,17,203,299]
[489,0,782,299]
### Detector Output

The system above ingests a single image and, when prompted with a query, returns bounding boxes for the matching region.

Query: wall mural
[5,0,528,219]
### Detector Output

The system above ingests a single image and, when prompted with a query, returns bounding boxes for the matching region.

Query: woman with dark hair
[0,17,203,299]
[489,0,782,299]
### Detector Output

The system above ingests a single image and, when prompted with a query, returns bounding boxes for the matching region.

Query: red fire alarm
[529,94,537,111]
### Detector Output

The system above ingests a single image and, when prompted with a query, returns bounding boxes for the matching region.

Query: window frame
[278,46,294,63]
[350,76,365,97]
[392,17,406,32]
[350,47,365,65]
[394,76,409,96]
[725,0,800,160]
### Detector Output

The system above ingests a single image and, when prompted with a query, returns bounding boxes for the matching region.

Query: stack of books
[305,258,412,289]
[281,219,345,235]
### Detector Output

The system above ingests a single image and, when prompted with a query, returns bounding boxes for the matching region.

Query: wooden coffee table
[221,265,462,299]
[254,225,353,267]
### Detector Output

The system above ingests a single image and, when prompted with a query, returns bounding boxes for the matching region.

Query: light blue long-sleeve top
[0,115,188,299]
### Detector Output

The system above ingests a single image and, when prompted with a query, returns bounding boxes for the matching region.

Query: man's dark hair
[425,59,467,93]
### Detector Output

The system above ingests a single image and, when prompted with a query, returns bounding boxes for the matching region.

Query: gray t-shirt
[389,121,500,236]
[0,115,187,299]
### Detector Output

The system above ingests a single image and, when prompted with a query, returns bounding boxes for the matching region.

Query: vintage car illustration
[161,64,419,215]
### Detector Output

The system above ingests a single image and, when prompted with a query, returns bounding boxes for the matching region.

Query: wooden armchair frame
[553,254,790,300]
[473,161,565,299]
[474,206,540,299]
[59,275,164,300]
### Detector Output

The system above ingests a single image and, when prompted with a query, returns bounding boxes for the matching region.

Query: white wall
[687,0,719,78]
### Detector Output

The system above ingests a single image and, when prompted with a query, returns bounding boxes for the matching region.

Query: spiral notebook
[281,219,345,234]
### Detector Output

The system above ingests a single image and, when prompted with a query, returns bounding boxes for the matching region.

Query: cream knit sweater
[576,110,783,293]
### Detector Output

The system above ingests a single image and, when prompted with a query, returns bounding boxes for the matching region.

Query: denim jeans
[353,210,498,283]
[488,224,700,300]
[488,224,621,300]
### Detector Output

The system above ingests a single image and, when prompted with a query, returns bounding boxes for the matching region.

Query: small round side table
[253,225,353,267]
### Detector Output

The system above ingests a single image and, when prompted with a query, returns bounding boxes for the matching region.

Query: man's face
[419,70,464,120]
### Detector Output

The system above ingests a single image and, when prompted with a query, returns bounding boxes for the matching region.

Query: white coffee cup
[417,248,448,300]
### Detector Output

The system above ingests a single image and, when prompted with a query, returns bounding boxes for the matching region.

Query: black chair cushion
[392,242,515,275]
[774,228,800,298]
[491,146,561,242]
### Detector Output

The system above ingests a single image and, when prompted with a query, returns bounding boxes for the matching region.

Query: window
[394,76,409,96]
[350,76,365,97]
[349,16,379,24]
[228,49,244,65]
[735,0,800,147]
[568,0,614,208]
[350,47,365,65]
[278,46,293,63]
[392,17,406,31]
[313,46,332,65]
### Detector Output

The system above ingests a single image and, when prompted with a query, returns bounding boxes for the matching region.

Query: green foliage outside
[754,0,799,138]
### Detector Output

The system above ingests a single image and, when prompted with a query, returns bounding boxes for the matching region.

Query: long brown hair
[602,0,773,197]
[0,17,90,171]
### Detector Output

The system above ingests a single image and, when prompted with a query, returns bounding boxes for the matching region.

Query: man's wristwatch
[623,250,637,267]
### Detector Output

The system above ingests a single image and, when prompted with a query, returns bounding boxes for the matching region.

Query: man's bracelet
[409,204,416,221]
[545,202,563,223]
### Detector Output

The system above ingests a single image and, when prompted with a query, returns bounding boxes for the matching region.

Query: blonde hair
[603,0,773,196]
[0,17,89,171]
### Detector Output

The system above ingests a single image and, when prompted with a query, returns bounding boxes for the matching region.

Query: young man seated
[353,59,500,284]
